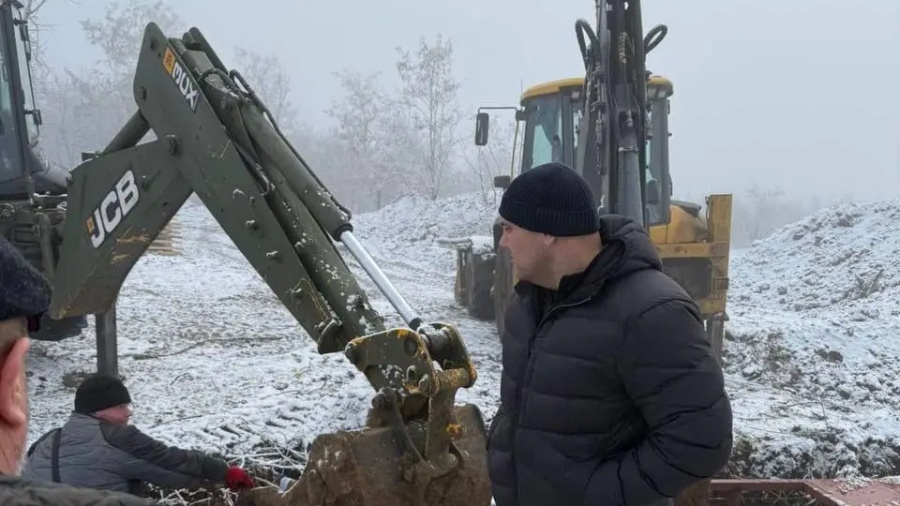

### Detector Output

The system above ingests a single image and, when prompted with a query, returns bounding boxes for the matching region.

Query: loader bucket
[238,404,493,506]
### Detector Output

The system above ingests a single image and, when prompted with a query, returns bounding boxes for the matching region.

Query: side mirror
[494,174,511,189]
[475,112,489,146]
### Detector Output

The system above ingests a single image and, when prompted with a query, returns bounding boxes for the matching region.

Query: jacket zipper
[518,296,593,419]
[505,287,601,499]
[537,296,592,329]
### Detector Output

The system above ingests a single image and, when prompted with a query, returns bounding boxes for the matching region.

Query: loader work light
[647,75,674,100]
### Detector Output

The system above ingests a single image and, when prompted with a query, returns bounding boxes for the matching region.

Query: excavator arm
[45,22,490,506]
[575,0,657,225]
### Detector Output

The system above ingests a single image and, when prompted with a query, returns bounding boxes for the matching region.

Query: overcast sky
[35,0,900,202]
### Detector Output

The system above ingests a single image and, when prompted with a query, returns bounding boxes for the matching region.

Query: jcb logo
[86,170,140,249]
[162,47,199,111]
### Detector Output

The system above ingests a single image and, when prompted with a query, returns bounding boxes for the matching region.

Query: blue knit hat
[498,162,599,236]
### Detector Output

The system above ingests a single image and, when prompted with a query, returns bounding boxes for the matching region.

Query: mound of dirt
[724,198,900,479]
[352,192,499,274]
[731,199,900,313]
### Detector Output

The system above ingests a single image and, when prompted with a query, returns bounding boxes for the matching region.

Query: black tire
[465,252,495,320]
[453,253,467,307]
[492,249,513,338]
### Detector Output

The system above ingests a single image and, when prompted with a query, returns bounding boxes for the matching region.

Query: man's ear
[0,337,29,428]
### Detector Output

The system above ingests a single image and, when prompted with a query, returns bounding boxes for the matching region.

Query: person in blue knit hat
[486,162,733,506]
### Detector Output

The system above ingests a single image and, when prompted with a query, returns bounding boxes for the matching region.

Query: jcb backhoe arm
[47,22,490,506]
[575,0,653,225]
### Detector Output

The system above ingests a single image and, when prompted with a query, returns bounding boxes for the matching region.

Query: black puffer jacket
[487,215,733,506]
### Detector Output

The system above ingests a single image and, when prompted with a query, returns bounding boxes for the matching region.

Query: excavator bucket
[241,404,491,506]
[235,337,492,506]
[291,325,492,506]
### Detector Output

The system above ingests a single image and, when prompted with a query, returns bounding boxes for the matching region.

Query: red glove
[225,466,255,490]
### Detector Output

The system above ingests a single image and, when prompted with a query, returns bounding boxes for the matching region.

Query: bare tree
[80,0,182,77]
[325,69,403,211]
[20,0,81,77]
[462,115,519,204]
[327,70,383,168]
[289,123,359,210]
[393,34,463,200]
[34,70,86,167]
[16,0,80,165]
[232,47,298,136]
[37,0,184,167]
[80,0,183,127]
[373,104,423,204]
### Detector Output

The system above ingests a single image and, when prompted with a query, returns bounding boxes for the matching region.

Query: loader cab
[518,77,584,172]
[478,76,673,228]
[0,0,44,197]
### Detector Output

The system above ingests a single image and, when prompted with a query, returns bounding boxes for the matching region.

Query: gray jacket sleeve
[100,423,230,490]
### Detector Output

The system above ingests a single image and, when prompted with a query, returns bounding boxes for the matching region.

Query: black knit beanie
[74,373,132,414]
[498,162,599,236]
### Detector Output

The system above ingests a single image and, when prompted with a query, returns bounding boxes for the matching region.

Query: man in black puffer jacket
[487,162,733,506]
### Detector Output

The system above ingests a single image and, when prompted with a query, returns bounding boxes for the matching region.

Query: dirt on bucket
[234,404,492,506]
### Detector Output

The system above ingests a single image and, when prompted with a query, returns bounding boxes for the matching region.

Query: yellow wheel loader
[455,26,732,359]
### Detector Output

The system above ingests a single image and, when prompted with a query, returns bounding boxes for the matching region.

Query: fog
[25,0,900,246]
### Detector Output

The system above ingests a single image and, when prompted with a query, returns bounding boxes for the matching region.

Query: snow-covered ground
[23,191,900,483]
[724,200,900,478]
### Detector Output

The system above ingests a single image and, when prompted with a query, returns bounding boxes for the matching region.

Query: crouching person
[22,373,255,496]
